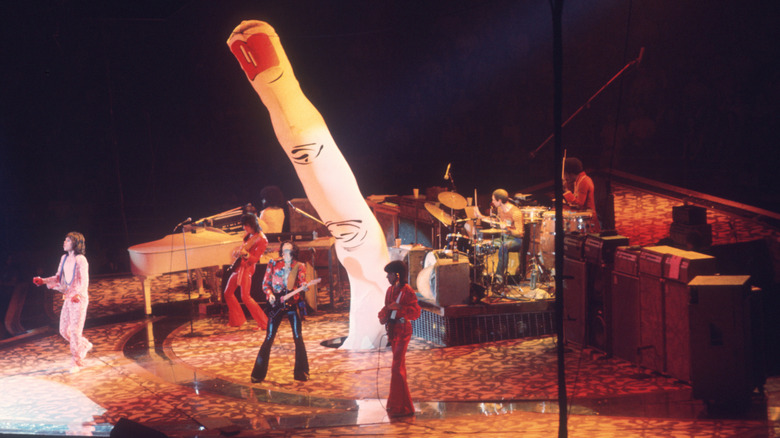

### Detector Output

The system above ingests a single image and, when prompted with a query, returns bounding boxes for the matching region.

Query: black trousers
[251,308,309,381]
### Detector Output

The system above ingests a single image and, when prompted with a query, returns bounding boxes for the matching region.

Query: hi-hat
[480,228,505,234]
[424,203,453,227]
[437,191,467,210]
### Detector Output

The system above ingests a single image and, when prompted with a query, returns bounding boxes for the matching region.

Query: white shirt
[258,207,285,233]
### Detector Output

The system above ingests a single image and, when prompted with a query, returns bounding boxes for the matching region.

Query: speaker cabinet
[688,275,756,404]
[373,206,399,247]
[587,262,613,354]
[664,279,691,381]
[430,258,470,306]
[611,271,640,363]
[563,257,588,346]
[584,234,629,265]
[639,273,665,373]
[672,205,707,225]
[288,198,329,237]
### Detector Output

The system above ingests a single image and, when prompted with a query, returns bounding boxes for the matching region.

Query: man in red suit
[378,260,421,418]
[223,214,269,330]
[563,157,601,233]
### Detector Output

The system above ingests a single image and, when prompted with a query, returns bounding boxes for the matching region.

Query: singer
[377,261,420,418]
[32,232,93,373]
[223,214,269,330]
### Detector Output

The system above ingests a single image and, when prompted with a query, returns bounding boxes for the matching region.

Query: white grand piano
[128,208,244,315]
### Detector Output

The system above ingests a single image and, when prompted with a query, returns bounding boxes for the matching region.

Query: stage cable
[375,333,389,412]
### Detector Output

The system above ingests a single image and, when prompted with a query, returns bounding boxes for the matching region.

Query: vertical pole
[551,1,568,436]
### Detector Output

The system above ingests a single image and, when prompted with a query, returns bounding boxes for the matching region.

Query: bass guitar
[268,278,321,319]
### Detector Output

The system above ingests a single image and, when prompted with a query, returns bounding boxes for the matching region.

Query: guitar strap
[286,262,300,291]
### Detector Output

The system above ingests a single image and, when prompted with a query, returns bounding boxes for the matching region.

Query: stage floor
[1,309,778,437]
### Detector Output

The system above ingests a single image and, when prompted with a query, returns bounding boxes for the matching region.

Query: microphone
[173,217,192,231]
[636,47,645,65]
[443,163,451,180]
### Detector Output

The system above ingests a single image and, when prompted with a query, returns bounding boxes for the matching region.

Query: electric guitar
[224,233,263,278]
[268,278,321,318]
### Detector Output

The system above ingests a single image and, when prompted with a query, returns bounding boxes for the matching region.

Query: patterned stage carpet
[2,181,779,436]
[0,310,777,437]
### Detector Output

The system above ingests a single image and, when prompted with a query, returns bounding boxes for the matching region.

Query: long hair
[241,213,261,234]
[260,185,285,208]
[564,157,583,175]
[278,240,299,259]
[66,232,86,255]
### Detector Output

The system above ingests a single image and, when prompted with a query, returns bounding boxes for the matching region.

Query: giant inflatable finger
[227,21,389,349]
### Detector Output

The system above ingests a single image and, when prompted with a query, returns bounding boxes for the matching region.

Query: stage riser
[412,308,555,347]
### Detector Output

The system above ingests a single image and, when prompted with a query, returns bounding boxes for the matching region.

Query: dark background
[1,0,778,276]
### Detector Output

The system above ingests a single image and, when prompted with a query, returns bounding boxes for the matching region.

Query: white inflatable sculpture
[227,21,389,349]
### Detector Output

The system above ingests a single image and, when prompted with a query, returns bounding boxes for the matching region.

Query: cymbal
[514,193,531,201]
[480,228,505,234]
[480,217,503,227]
[437,191,467,210]
[424,202,452,227]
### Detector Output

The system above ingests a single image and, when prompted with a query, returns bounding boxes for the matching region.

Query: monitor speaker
[563,257,587,346]
[430,258,470,306]
[611,271,640,363]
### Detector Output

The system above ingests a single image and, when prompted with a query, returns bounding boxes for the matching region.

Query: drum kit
[423,190,595,296]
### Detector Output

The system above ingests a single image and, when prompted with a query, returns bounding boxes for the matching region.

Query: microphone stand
[287,201,326,226]
[176,221,204,338]
[444,169,460,257]
[529,47,645,159]
[444,168,458,194]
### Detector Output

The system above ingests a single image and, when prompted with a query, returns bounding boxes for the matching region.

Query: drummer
[563,157,600,233]
[470,189,524,283]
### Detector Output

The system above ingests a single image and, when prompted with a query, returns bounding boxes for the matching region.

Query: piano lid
[128,227,241,253]
[128,227,243,277]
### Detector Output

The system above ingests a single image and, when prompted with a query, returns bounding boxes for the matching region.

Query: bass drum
[445,233,472,253]
[416,250,448,302]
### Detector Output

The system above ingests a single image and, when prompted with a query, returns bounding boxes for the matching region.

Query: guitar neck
[279,279,321,301]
